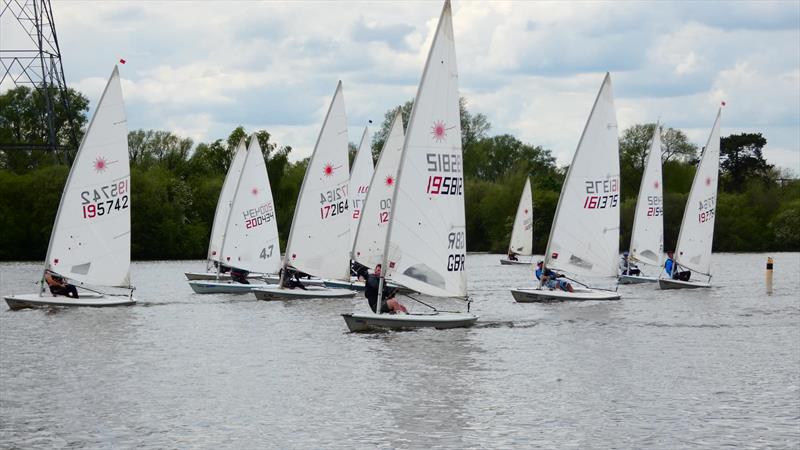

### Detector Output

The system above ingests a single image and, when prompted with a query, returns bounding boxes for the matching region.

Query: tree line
[0,85,797,261]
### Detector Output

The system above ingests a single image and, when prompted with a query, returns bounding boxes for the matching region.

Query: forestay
[218,137,282,274]
[509,177,533,256]
[383,1,467,298]
[674,109,721,276]
[629,123,664,267]
[544,73,620,279]
[352,111,404,268]
[349,127,375,249]
[44,66,132,288]
[208,140,247,265]
[283,82,351,281]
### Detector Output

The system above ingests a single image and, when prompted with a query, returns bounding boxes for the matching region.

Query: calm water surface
[1,253,798,448]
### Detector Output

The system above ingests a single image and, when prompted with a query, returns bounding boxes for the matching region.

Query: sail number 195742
[80,179,129,219]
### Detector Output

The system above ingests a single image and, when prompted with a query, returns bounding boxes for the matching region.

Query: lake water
[1,253,798,448]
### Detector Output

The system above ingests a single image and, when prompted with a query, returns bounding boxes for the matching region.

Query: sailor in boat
[664,251,691,281]
[213,261,232,275]
[351,260,369,281]
[507,251,519,262]
[279,267,308,290]
[535,261,575,292]
[364,264,407,314]
[619,252,641,276]
[230,267,250,284]
[44,270,79,298]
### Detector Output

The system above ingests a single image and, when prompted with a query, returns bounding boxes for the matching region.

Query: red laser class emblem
[653,181,660,189]
[251,187,259,196]
[705,176,712,186]
[93,156,109,172]
[385,175,394,187]
[431,120,447,143]
[323,163,335,177]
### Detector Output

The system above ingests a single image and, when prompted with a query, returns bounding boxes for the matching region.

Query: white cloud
[8,0,796,171]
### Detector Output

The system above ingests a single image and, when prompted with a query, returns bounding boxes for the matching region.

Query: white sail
[349,127,375,249]
[509,177,533,255]
[674,109,721,276]
[629,123,664,267]
[544,73,620,279]
[352,111,405,268]
[383,0,466,298]
[44,66,131,287]
[208,140,247,264]
[283,81,351,281]
[219,137,282,274]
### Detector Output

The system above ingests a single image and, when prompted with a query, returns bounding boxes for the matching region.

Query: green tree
[720,133,772,192]
[0,85,89,172]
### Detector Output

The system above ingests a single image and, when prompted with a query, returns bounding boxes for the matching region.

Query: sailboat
[510,73,621,302]
[4,66,136,309]
[330,110,408,293]
[188,136,285,294]
[500,177,533,265]
[184,139,251,281]
[659,109,721,289]
[620,123,664,284]
[342,0,478,331]
[252,82,357,301]
[349,126,375,249]
[322,125,377,291]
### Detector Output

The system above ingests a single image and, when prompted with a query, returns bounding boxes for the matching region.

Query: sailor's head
[623,251,629,257]
[667,251,674,257]
[374,264,382,275]
[536,261,544,268]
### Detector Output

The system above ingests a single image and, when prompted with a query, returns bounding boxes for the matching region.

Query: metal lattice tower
[1,0,77,160]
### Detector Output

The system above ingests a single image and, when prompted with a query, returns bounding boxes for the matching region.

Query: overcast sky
[4,1,799,171]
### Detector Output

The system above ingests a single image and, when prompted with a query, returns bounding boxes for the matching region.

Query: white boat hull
[500,259,529,266]
[252,286,357,301]
[618,274,659,284]
[658,278,710,290]
[323,279,366,291]
[342,311,478,332]
[184,271,267,281]
[510,287,620,302]
[188,281,272,294]
[4,293,135,310]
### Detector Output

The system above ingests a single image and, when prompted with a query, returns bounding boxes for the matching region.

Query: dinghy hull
[342,312,478,332]
[188,281,270,294]
[658,279,710,290]
[252,286,357,301]
[618,274,659,284]
[184,271,267,281]
[500,259,529,266]
[510,287,620,302]
[4,293,135,310]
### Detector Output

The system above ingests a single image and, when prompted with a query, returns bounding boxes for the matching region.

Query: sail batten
[44,66,132,288]
[382,0,467,298]
[544,73,620,279]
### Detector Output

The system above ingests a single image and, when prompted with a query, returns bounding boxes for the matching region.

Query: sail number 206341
[80,179,129,219]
